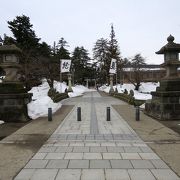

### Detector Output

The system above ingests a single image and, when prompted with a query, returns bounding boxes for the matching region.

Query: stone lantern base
[0,83,32,122]
[145,79,180,120]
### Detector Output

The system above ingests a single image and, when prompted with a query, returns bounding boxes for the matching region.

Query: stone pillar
[67,73,73,92]
[86,79,89,88]
[109,74,114,94]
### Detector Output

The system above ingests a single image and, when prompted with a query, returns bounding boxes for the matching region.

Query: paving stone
[56,147,73,153]
[150,159,169,169]
[56,169,81,180]
[132,143,148,147]
[81,169,105,180]
[76,135,86,140]
[140,147,154,153]
[124,146,142,153]
[151,169,180,180]
[101,142,116,146]
[83,153,102,159]
[128,169,156,180]
[69,142,84,146]
[54,142,69,147]
[121,153,141,159]
[116,142,131,147]
[110,160,133,168]
[68,160,89,168]
[90,146,107,152]
[95,135,104,140]
[24,160,49,169]
[105,169,130,180]
[39,146,57,153]
[104,135,113,140]
[131,160,155,169]
[85,142,100,146]
[103,153,121,159]
[46,160,69,168]
[139,153,160,160]
[14,169,36,180]
[64,153,83,159]
[30,169,58,180]
[45,153,65,159]
[90,160,111,168]
[107,146,124,153]
[86,135,95,140]
[67,134,77,140]
[32,153,47,160]
[73,146,89,152]
[15,92,176,180]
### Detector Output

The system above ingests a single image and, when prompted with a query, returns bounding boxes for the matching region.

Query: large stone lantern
[145,35,180,120]
[0,44,32,122]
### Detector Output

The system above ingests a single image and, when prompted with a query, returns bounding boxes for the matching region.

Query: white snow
[0,120,4,125]
[99,82,159,101]
[27,79,91,119]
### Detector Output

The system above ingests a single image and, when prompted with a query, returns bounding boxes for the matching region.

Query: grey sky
[1,0,180,64]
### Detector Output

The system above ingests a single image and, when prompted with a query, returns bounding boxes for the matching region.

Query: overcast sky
[1,0,180,64]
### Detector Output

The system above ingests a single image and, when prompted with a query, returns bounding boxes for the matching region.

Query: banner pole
[60,60,62,93]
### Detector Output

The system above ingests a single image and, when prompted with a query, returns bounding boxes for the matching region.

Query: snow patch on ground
[27,80,91,119]
[0,120,4,125]
[99,82,159,101]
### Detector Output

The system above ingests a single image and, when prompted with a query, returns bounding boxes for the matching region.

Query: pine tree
[56,38,70,59]
[7,15,40,52]
[71,46,90,84]
[7,15,42,89]
[107,24,121,83]
[93,38,109,84]
[130,53,146,90]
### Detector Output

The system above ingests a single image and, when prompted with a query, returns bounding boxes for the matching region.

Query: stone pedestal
[0,83,32,122]
[145,79,180,120]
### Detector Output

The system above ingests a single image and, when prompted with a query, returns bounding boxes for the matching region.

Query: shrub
[48,88,68,103]
[129,89,134,97]
[124,89,128,94]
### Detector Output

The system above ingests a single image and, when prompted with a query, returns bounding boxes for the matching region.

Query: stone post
[109,74,114,94]
[86,79,89,88]
[67,73,73,92]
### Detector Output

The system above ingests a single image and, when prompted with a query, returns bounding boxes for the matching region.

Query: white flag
[109,59,117,74]
[60,59,71,73]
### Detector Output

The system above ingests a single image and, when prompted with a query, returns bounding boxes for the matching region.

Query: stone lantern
[145,35,180,120]
[0,44,32,122]
[67,73,73,92]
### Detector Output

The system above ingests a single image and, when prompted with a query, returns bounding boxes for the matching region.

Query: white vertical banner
[109,58,117,74]
[60,59,71,73]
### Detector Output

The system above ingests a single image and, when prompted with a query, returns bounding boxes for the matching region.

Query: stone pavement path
[15,91,180,180]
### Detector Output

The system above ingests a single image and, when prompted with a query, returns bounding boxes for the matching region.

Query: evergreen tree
[93,38,109,84]
[3,34,16,45]
[130,53,146,90]
[108,24,120,60]
[7,15,43,89]
[39,42,51,57]
[71,46,90,84]
[56,37,70,59]
[7,15,40,52]
[107,24,121,83]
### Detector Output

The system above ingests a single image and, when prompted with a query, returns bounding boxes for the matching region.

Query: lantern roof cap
[156,35,180,54]
[0,44,22,54]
